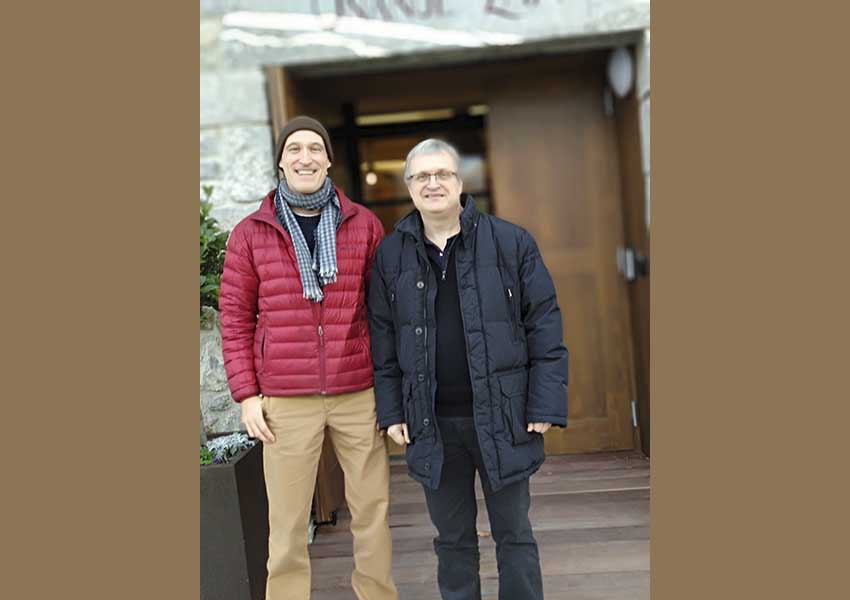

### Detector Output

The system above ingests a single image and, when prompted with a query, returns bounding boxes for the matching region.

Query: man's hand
[241,395,276,444]
[387,423,410,446]
[527,422,552,434]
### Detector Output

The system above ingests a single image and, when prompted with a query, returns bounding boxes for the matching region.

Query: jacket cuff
[526,413,567,428]
[231,386,260,403]
[378,414,404,430]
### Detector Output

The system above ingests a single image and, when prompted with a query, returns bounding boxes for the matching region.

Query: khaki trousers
[261,387,398,600]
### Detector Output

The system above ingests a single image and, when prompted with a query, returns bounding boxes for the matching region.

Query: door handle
[617,246,649,282]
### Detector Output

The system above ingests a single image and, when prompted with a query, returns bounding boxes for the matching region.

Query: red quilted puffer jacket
[219,186,384,402]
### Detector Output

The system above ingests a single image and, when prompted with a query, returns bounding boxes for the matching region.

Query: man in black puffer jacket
[368,138,568,600]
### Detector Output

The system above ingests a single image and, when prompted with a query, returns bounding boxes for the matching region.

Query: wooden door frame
[614,77,650,457]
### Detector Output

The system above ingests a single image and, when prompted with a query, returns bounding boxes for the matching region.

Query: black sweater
[425,234,473,417]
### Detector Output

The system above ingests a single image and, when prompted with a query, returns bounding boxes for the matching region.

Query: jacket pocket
[390,286,401,352]
[499,369,532,445]
[402,378,420,443]
[505,286,519,341]
[257,317,268,374]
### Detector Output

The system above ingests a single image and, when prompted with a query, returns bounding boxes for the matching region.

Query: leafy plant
[202,432,257,465]
[200,186,228,323]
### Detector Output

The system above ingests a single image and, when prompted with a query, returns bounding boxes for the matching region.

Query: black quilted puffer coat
[368,195,568,491]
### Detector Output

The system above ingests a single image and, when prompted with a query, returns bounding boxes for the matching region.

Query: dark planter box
[200,441,268,600]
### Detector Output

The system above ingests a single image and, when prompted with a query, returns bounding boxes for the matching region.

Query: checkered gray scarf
[274,177,342,302]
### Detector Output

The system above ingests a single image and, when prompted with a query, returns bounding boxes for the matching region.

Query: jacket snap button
[418,373,425,382]
[424,462,431,470]
[415,327,423,335]
[416,281,425,289]
[423,418,430,426]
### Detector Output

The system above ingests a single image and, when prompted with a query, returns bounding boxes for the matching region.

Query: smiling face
[279,130,331,194]
[405,151,463,217]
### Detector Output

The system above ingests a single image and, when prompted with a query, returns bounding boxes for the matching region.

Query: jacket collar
[395,193,479,246]
[248,183,358,233]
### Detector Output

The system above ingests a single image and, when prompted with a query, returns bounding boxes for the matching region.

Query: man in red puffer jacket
[219,116,398,600]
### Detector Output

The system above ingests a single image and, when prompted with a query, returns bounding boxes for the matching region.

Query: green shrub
[200,186,228,323]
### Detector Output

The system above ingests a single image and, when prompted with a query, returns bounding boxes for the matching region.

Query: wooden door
[486,67,637,453]
[265,67,347,520]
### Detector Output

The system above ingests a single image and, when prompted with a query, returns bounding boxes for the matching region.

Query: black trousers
[421,416,544,600]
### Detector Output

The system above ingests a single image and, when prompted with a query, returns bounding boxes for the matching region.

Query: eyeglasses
[407,170,457,184]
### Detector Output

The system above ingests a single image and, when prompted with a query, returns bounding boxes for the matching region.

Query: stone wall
[200,66,277,232]
[200,311,242,434]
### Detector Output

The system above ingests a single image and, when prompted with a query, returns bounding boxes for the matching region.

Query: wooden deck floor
[308,451,650,600]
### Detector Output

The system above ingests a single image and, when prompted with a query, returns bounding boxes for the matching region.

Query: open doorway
[326,106,493,233]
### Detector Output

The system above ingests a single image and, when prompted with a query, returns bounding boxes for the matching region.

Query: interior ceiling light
[370,160,406,172]
[357,109,455,126]
[359,160,405,173]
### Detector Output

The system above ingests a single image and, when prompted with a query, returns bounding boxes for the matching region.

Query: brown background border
[3,3,199,599]
[3,2,848,599]
[649,3,850,599]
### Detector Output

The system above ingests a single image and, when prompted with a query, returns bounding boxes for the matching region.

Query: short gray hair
[404,138,461,180]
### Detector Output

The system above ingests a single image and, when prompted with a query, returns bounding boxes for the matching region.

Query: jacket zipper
[250,194,355,397]
[440,237,455,281]
[318,301,326,395]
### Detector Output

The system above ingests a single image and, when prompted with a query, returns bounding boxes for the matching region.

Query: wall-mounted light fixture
[607,46,634,98]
